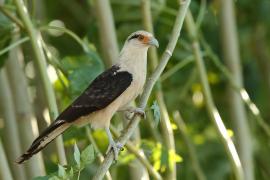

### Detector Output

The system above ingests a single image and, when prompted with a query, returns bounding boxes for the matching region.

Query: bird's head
[125,30,159,49]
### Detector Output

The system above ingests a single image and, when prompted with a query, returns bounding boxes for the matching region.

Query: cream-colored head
[124,30,159,49]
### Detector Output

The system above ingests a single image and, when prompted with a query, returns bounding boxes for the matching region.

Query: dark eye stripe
[128,34,139,41]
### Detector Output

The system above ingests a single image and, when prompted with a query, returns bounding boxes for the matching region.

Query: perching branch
[110,126,162,180]
[92,0,191,179]
[141,0,177,179]
[13,0,67,164]
[85,127,112,180]
[185,10,244,180]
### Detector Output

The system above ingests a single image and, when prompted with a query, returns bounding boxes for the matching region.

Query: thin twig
[92,1,191,179]
[110,126,162,180]
[13,0,67,164]
[185,10,244,180]
[200,37,270,138]
[85,126,112,180]
[173,111,206,180]
[0,37,29,56]
[0,5,24,29]
[141,1,177,179]
[39,25,89,53]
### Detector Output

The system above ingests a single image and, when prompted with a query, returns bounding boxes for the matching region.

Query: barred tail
[16,120,69,164]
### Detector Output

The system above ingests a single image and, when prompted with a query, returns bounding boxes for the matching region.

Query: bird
[16,30,159,164]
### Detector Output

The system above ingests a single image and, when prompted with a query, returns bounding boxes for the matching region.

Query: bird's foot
[106,141,123,160]
[125,107,146,120]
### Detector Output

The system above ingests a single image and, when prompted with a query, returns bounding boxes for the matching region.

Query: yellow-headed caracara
[16,30,159,163]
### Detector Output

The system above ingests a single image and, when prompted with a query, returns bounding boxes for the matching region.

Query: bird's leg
[105,127,123,160]
[118,106,146,120]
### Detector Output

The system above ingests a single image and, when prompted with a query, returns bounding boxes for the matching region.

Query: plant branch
[110,126,162,180]
[85,126,112,180]
[141,1,177,179]
[0,5,24,29]
[173,111,206,180]
[92,0,191,179]
[13,0,67,164]
[0,36,29,56]
[200,37,270,138]
[185,10,244,180]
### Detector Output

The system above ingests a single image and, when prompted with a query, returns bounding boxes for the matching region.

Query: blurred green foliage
[1,0,270,179]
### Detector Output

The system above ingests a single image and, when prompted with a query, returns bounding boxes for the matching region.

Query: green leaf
[74,143,81,166]
[57,164,66,178]
[68,167,74,178]
[151,100,161,126]
[81,144,95,165]
[61,52,104,98]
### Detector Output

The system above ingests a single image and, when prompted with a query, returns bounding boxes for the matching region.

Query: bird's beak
[148,37,159,48]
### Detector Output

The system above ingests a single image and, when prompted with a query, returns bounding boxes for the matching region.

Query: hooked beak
[148,37,159,48]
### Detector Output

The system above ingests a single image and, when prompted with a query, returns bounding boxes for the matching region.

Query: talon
[105,128,123,160]
[133,108,146,119]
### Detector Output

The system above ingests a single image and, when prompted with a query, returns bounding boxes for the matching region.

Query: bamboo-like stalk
[0,69,27,180]
[92,1,191,179]
[85,127,112,180]
[110,126,162,180]
[6,37,45,178]
[0,138,13,180]
[173,111,206,180]
[200,37,270,138]
[92,0,119,67]
[13,0,67,164]
[141,1,176,179]
[185,10,244,180]
[93,1,150,178]
[220,1,253,179]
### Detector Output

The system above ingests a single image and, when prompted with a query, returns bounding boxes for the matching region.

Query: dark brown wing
[57,65,133,122]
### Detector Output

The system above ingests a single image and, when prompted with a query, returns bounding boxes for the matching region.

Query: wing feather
[57,65,133,122]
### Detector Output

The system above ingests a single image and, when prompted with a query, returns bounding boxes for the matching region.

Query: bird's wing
[57,65,133,122]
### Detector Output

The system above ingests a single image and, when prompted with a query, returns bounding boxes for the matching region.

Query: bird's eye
[138,35,144,41]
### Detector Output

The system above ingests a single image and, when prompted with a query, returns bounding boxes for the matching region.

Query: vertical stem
[141,1,176,179]
[13,0,67,164]
[185,10,244,180]
[92,0,119,67]
[220,0,253,179]
[92,0,191,178]
[85,127,112,180]
[173,111,206,180]
[6,36,45,178]
[0,138,14,180]
[0,69,27,180]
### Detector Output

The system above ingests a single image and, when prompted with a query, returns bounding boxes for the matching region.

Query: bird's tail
[16,119,69,164]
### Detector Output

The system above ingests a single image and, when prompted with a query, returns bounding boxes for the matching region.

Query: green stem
[0,37,29,56]
[185,10,244,180]
[173,111,206,180]
[0,5,24,29]
[13,0,67,164]
[39,25,89,53]
[110,126,162,180]
[92,0,191,179]
[200,37,270,138]
[160,55,194,81]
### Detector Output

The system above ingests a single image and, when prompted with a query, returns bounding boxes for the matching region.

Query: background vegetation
[0,0,270,179]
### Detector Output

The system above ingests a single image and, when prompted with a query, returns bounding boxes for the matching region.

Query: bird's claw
[132,108,146,119]
[125,108,146,120]
[106,142,123,160]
